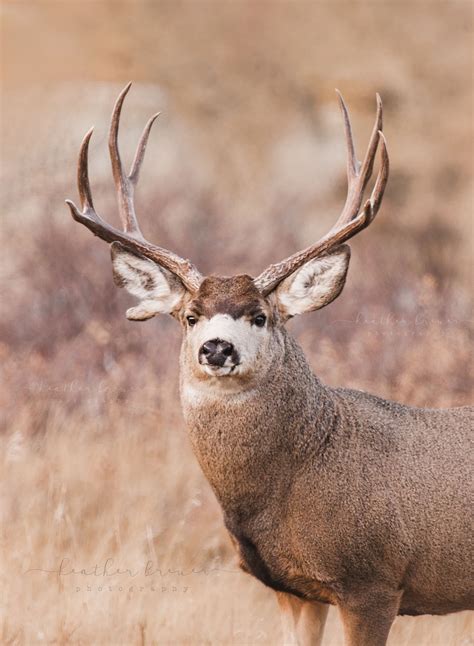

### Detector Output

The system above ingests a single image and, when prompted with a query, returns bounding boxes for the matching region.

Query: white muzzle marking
[195,314,263,378]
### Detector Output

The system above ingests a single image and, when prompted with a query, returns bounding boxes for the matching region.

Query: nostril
[221,342,234,357]
[200,339,235,366]
[201,341,216,356]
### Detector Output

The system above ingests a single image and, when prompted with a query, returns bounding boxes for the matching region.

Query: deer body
[181,326,473,619]
[181,330,474,615]
[66,84,473,645]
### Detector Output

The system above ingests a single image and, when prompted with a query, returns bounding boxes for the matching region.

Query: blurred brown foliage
[0,2,472,643]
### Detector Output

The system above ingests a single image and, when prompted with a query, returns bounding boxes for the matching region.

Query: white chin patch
[201,364,236,378]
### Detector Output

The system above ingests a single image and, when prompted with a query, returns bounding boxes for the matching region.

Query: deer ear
[273,245,350,319]
[110,242,186,320]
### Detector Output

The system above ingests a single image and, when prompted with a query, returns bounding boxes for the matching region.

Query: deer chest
[227,526,338,605]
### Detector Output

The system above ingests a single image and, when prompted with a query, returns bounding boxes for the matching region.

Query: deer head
[66,84,388,387]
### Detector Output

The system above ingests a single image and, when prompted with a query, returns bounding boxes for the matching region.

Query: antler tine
[336,89,358,180]
[332,91,383,232]
[366,130,389,221]
[129,112,161,185]
[254,93,389,296]
[77,127,95,212]
[66,85,203,293]
[66,126,107,229]
[360,94,383,193]
[109,82,160,238]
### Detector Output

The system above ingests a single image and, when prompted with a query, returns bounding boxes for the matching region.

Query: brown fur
[179,310,473,644]
[186,275,267,320]
[103,245,473,644]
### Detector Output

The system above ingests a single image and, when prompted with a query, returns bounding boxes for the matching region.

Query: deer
[65,84,473,646]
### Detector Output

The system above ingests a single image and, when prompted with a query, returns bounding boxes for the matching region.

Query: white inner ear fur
[111,244,185,320]
[275,245,350,318]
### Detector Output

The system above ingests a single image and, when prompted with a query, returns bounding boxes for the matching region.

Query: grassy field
[2,398,472,645]
[1,2,473,644]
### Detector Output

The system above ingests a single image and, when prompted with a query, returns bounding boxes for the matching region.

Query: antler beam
[254,93,389,295]
[65,83,203,293]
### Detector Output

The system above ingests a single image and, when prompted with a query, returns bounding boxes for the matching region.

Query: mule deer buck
[66,84,473,646]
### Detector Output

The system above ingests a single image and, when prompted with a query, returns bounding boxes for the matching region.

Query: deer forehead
[186,275,271,350]
[188,275,267,320]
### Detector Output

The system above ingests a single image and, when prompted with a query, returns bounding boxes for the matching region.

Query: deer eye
[253,314,267,328]
[186,315,198,327]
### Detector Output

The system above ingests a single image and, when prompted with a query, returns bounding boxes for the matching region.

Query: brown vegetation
[1,2,472,644]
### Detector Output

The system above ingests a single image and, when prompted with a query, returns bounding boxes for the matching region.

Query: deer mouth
[201,363,240,378]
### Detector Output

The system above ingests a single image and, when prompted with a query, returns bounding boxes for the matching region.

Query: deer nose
[200,339,235,367]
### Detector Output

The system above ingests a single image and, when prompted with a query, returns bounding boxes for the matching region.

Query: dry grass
[1,1,473,644]
[2,399,473,645]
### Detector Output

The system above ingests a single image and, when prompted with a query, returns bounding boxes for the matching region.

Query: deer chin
[201,363,240,378]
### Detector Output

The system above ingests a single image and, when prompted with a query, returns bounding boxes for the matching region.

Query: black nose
[200,338,235,367]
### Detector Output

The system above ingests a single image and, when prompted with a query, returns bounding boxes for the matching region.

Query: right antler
[254,92,389,295]
[66,83,203,293]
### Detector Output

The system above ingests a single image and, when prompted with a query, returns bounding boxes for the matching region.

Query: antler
[254,92,389,295]
[65,83,203,293]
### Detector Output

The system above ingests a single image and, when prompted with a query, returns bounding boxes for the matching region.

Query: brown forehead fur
[190,275,266,319]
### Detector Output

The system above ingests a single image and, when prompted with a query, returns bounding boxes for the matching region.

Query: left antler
[254,92,389,295]
[66,83,203,293]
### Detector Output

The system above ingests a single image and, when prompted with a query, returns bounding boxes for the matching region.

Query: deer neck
[179,329,338,513]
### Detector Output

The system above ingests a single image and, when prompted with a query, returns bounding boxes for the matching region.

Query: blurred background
[1,2,472,644]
